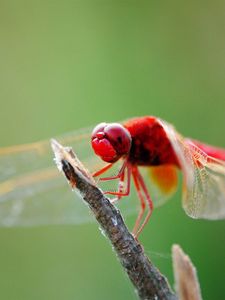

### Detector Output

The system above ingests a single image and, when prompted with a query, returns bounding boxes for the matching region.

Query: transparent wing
[0,127,106,226]
[161,120,225,219]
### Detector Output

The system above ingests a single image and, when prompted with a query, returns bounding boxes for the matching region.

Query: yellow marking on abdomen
[149,165,178,195]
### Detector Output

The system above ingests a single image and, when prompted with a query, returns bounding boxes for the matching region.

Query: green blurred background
[0,1,225,299]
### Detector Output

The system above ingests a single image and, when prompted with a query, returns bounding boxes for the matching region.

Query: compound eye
[91,122,131,163]
[91,123,107,139]
[91,122,117,162]
[91,137,117,162]
[104,123,131,156]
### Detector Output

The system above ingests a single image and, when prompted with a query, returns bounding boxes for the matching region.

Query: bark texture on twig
[172,244,202,300]
[51,139,177,300]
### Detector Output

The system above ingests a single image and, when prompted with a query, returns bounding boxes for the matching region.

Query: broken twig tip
[50,138,62,151]
[50,138,65,172]
[50,139,95,186]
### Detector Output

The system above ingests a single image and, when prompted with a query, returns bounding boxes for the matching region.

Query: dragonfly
[0,116,225,236]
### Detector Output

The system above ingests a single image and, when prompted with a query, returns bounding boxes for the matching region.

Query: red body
[123,116,225,165]
[91,116,225,237]
[123,117,179,166]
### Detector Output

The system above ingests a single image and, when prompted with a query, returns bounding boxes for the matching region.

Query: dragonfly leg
[110,165,132,203]
[135,168,153,238]
[92,163,114,177]
[110,171,125,203]
[99,160,128,181]
[104,165,131,197]
[132,166,146,237]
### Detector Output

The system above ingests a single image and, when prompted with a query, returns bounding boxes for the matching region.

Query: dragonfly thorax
[124,117,179,166]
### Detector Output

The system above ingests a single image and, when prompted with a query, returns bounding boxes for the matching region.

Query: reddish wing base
[162,119,225,220]
[189,139,225,162]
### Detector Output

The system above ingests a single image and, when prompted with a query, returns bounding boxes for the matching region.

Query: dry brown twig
[51,139,202,300]
[172,245,202,300]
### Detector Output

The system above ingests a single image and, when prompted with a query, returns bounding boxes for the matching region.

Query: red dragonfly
[0,116,225,236]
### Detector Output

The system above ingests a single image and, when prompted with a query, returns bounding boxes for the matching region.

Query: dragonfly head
[91,122,131,163]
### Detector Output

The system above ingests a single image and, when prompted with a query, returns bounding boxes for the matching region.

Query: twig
[51,139,177,300]
[172,245,202,300]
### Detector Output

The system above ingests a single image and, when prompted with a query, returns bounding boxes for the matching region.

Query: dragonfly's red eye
[91,122,131,163]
